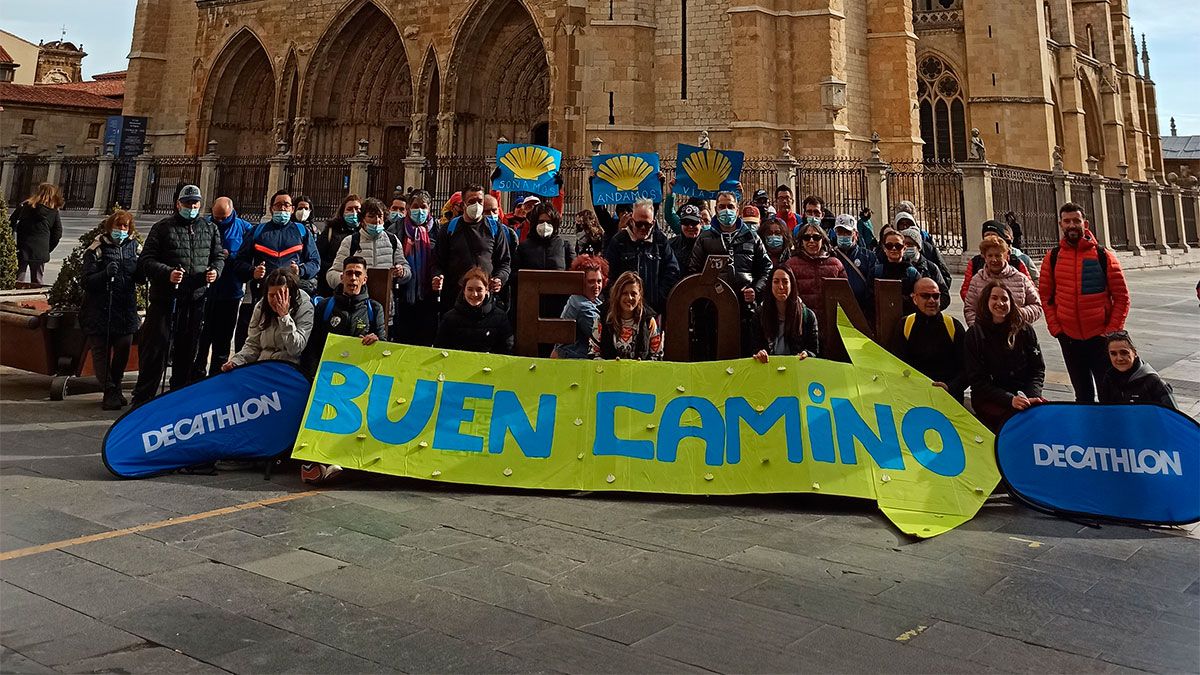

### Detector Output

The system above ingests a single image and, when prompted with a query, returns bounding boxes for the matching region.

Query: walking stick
[158,269,182,397]
[105,264,114,392]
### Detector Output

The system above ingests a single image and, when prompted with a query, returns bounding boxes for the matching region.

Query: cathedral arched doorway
[447,0,550,155]
[201,30,276,156]
[302,1,413,158]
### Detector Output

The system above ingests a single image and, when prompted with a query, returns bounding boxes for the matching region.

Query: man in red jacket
[1039,202,1130,402]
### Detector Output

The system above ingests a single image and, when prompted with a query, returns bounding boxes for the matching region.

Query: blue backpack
[312,295,375,324]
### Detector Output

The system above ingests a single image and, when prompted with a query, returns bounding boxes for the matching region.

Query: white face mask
[295,208,311,222]
[464,203,484,220]
[536,222,554,238]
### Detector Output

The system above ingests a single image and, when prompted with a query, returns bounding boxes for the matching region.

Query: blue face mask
[272,211,290,225]
[700,222,712,231]
[365,224,386,237]
[716,209,738,227]
[110,229,128,243]
[344,212,359,226]
[485,214,500,230]
[902,247,919,262]
[836,234,855,249]
[805,216,821,227]
[765,235,784,249]
[410,208,429,225]
[179,205,199,220]
[388,211,403,223]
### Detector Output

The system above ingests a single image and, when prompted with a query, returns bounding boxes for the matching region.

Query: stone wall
[0,103,107,156]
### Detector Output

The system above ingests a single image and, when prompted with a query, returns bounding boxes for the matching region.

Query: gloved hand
[106,261,120,278]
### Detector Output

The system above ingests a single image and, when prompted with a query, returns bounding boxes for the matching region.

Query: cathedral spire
[1170,117,1177,137]
[1141,33,1151,79]
[1130,27,1140,77]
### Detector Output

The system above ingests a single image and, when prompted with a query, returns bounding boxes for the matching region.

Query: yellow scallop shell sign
[597,155,655,191]
[499,145,558,180]
[681,149,734,192]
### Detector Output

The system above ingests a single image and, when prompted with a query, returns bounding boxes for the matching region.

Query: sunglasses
[883,242,904,251]
[917,292,941,300]
[633,221,654,229]
[799,234,823,242]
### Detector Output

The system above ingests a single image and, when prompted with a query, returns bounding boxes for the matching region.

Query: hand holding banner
[592,153,662,205]
[493,143,562,197]
[672,143,744,200]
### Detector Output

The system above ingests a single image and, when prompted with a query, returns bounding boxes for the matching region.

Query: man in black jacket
[604,199,680,315]
[131,184,225,406]
[895,278,967,402]
[430,185,511,313]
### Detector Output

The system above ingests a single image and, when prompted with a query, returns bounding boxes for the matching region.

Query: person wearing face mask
[1039,202,1129,403]
[430,185,512,315]
[317,194,362,295]
[594,271,663,361]
[964,281,1046,432]
[230,191,321,356]
[670,204,711,360]
[440,191,464,226]
[830,214,876,320]
[784,221,846,315]
[389,190,437,345]
[603,199,679,316]
[324,198,410,295]
[292,195,317,236]
[873,226,949,315]
[434,266,514,354]
[963,235,1042,328]
[192,196,253,377]
[757,215,791,267]
[575,210,607,257]
[790,195,830,238]
[387,193,408,229]
[670,204,704,270]
[751,266,819,364]
[591,173,669,240]
[514,202,576,332]
[131,184,225,407]
[81,210,142,410]
[553,255,608,359]
[892,209,953,287]
[1098,331,1176,409]
[690,192,772,356]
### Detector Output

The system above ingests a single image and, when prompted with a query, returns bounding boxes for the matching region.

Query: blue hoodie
[206,211,253,300]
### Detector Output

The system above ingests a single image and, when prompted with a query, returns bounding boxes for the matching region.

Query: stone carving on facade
[272,118,288,147]
[1052,146,1064,172]
[698,130,710,149]
[969,128,986,162]
[291,117,310,155]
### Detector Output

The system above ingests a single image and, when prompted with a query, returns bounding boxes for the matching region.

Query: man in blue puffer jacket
[192,196,253,377]
[231,190,321,349]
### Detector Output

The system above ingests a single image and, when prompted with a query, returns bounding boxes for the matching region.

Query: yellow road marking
[0,490,320,562]
[1007,536,1044,548]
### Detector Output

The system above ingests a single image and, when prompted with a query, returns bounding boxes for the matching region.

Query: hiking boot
[101,390,124,411]
[301,463,342,484]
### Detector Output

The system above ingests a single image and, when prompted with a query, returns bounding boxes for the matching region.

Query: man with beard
[1038,202,1130,403]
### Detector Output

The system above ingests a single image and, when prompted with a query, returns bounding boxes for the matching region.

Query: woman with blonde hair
[81,210,141,409]
[595,271,663,361]
[10,182,64,285]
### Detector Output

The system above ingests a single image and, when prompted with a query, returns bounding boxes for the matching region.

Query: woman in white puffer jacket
[324,197,410,291]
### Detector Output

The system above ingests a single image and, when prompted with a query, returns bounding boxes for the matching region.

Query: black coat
[688,222,771,297]
[603,228,680,314]
[301,287,387,378]
[1098,359,1177,409]
[756,305,820,358]
[137,212,226,301]
[965,321,1045,407]
[515,232,575,273]
[875,258,950,312]
[670,234,699,274]
[434,296,513,354]
[896,312,967,398]
[432,217,513,292]
[317,217,356,293]
[10,202,62,264]
[80,235,141,337]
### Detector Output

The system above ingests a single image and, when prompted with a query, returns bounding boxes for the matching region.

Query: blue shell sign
[591,153,661,205]
[671,143,744,200]
[996,403,1200,525]
[492,143,562,196]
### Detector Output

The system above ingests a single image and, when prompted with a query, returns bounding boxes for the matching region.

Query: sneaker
[101,391,124,411]
[300,463,342,484]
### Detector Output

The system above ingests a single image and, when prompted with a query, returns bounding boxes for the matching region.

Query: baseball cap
[834,214,857,232]
[517,195,541,207]
[753,189,769,202]
[741,205,761,225]
[679,204,702,225]
[178,184,202,204]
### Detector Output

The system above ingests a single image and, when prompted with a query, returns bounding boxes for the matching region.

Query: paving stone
[787,623,982,673]
[603,549,771,597]
[577,609,675,645]
[498,549,586,583]
[610,520,753,560]
[236,549,347,582]
[0,646,56,674]
[391,525,490,552]
[0,497,110,545]
[0,532,35,554]
[630,582,824,650]
[501,524,650,564]
[362,627,536,673]
[633,619,809,673]
[292,565,420,608]
[378,548,478,582]
[966,628,1126,673]
[1,620,146,667]
[498,585,632,629]
[145,561,300,614]
[242,589,423,646]
[500,625,703,674]
[373,584,552,649]
[55,645,228,674]
[722,545,897,596]
[418,563,551,605]
[5,557,175,618]
[902,620,994,660]
[547,559,659,601]
[1030,543,1200,593]
[875,578,1056,640]
[819,542,1018,595]
[984,573,1155,630]
[299,503,417,540]
[172,529,297,565]
[1030,614,1200,672]
[735,577,928,641]
[0,588,100,641]
[66,533,210,577]
[106,595,291,660]
[212,633,394,674]
[217,502,313,536]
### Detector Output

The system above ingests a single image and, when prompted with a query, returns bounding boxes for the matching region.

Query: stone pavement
[1,268,1198,674]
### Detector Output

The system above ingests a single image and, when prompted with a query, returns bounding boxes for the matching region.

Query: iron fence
[1183,190,1198,246]
[143,156,201,216]
[215,156,270,222]
[990,165,1060,257]
[1071,179,1095,227]
[7,156,49,203]
[108,157,136,212]
[1132,183,1155,248]
[1162,191,1180,248]
[557,157,594,237]
[1102,179,1128,249]
[739,157,779,202]
[421,156,492,214]
[886,160,965,256]
[61,156,99,210]
[285,156,352,222]
[796,158,868,219]
[366,159,406,202]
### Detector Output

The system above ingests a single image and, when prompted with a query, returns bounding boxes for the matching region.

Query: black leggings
[90,334,133,394]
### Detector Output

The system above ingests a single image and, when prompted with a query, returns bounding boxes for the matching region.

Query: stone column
[1051,150,1071,204]
[199,140,219,206]
[267,140,290,202]
[0,146,18,202]
[89,143,116,216]
[959,160,994,259]
[130,142,154,217]
[774,132,798,195]
[1116,164,1143,254]
[1167,183,1188,253]
[864,132,889,225]
[348,138,370,197]
[1086,158,1110,247]
[46,144,65,188]
[1146,175,1169,253]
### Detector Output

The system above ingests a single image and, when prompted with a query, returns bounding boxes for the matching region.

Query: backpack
[874,263,918,284]
[903,313,956,341]
[1046,245,1108,306]
[446,216,500,238]
[313,295,375,324]
[347,229,400,259]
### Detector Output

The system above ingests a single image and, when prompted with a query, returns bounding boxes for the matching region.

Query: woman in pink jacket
[964,235,1043,327]
[785,220,846,313]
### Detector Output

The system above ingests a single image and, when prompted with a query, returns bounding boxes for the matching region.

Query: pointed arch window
[917,54,968,161]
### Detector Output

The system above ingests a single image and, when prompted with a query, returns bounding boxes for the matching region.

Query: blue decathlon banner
[102,361,311,478]
[493,143,562,196]
[997,403,1200,525]
[592,153,661,205]
[671,143,744,200]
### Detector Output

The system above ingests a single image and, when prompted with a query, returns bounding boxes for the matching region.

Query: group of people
[14,174,1178,446]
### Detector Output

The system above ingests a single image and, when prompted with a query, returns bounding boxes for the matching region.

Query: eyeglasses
[799,234,823,242]
[917,292,941,300]
[633,221,654,229]
[883,242,904,251]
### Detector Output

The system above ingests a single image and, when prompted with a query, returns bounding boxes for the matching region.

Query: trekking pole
[105,264,115,390]
[193,269,213,379]
[158,269,183,397]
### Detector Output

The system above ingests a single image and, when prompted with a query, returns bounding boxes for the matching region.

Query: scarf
[401,219,432,303]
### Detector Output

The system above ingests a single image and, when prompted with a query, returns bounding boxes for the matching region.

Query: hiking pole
[193,269,213,378]
[105,263,115,394]
[158,269,183,397]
